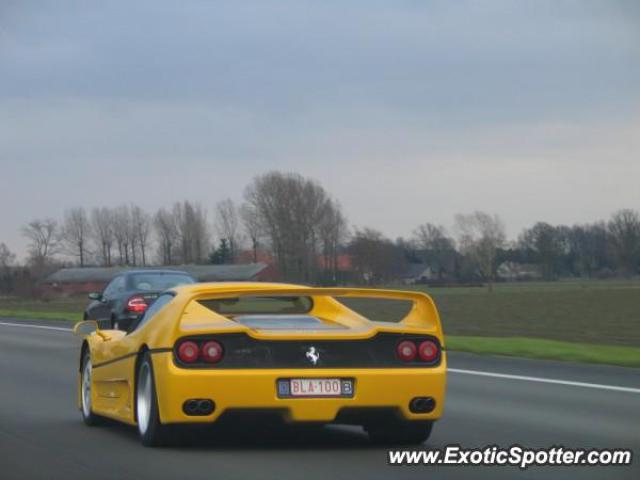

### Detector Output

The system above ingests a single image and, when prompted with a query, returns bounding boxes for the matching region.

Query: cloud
[1,0,639,258]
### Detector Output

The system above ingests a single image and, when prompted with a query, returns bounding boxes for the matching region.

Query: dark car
[84,270,196,331]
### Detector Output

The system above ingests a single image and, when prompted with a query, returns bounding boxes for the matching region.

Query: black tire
[366,420,434,445]
[110,316,120,330]
[80,350,103,426]
[136,352,170,447]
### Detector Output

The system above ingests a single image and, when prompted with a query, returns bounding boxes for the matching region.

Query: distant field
[341,280,640,347]
[425,281,640,348]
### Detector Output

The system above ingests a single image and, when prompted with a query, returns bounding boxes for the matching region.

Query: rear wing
[181,286,443,336]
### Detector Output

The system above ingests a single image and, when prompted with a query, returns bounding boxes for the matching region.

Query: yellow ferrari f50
[74,283,446,446]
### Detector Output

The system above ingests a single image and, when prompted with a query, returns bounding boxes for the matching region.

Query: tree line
[2,172,347,286]
[349,209,640,286]
[1,171,639,291]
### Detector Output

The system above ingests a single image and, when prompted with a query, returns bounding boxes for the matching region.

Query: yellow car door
[91,329,139,423]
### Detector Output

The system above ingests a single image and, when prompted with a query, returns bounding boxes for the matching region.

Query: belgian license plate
[277,378,354,398]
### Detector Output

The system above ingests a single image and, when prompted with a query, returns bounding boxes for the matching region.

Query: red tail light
[126,295,148,313]
[418,340,439,362]
[201,341,224,364]
[397,340,417,362]
[177,341,200,363]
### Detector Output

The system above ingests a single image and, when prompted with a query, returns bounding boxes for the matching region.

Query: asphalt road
[0,320,638,480]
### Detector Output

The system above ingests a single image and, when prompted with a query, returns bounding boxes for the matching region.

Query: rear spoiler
[183,287,443,335]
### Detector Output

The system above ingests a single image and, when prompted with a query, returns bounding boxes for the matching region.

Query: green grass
[0,309,82,322]
[446,335,640,368]
[0,296,85,323]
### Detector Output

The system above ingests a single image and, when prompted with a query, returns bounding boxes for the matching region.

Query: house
[497,261,543,281]
[316,254,354,272]
[235,250,279,281]
[235,250,356,283]
[400,264,436,285]
[41,263,270,296]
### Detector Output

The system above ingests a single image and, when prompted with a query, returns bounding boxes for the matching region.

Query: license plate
[277,378,354,398]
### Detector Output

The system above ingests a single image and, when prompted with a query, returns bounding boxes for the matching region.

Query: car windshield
[129,273,194,291]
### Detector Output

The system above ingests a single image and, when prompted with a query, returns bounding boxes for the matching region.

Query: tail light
[397,340,417,362]
[418,340,439,362]
[175,339,225,365]
[126,295,148,314]
[201,341,224,364]
[177,341,200,363]
[397,339,440,363]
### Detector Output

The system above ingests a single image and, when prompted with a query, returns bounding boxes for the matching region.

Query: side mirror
[73,320,111,340]
[73,320,99,336]
[88,292,102,301]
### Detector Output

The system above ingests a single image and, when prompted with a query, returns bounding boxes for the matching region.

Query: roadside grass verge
[446,336,640,368]
[0,296,85,323]
[0,309,82,322]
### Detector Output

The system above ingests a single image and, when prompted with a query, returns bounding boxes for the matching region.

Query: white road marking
[1,321,638,394]
[449,368,640,394]
[0,321,72,332]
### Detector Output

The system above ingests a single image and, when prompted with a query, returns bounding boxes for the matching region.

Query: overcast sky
[1,0,639,259]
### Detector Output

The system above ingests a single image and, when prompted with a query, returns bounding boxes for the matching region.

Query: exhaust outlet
[409,397,436,414]
[197,400,214,415]
[183,399,215,416]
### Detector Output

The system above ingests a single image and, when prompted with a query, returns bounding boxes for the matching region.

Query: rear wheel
[136,353,170,447]
[366,420,433,445]
[80,351,102,426]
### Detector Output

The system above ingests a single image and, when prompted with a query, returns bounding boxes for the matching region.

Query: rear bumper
[151,351,447,424]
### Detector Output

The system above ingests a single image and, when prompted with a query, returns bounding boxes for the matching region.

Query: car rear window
[198,296,313,315]
[130,273,194,291]
[234,314,343,330]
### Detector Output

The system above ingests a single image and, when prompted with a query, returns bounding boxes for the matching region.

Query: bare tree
[607,209,640,275]
[131,204,152,266]
[126,212,138,266]
[567,222,610,277]
[61,207,91,267]
[348,228,405,284]
[214,199,240,261]
[412,223,456,280]
[240,203,262,263]
[0,243,15,269]
[245,172,340,282]
[174,201,210,264]
[454,211,506,291]
[21,218,60,269]
[112,206,132,265]
[91,207,114,266]
[319,199,348,283]
[0,243,16,294]
[518,222,569,279]
[154,207,179,265]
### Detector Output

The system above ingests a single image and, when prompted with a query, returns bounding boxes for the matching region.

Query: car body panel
[78,282,447,426]
[152,351,446,423]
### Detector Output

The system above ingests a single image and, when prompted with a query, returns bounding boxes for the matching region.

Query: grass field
[343,280,640,347]
[1,280,639,367]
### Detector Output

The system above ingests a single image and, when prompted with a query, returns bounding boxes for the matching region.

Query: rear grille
[173,333,442,369]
